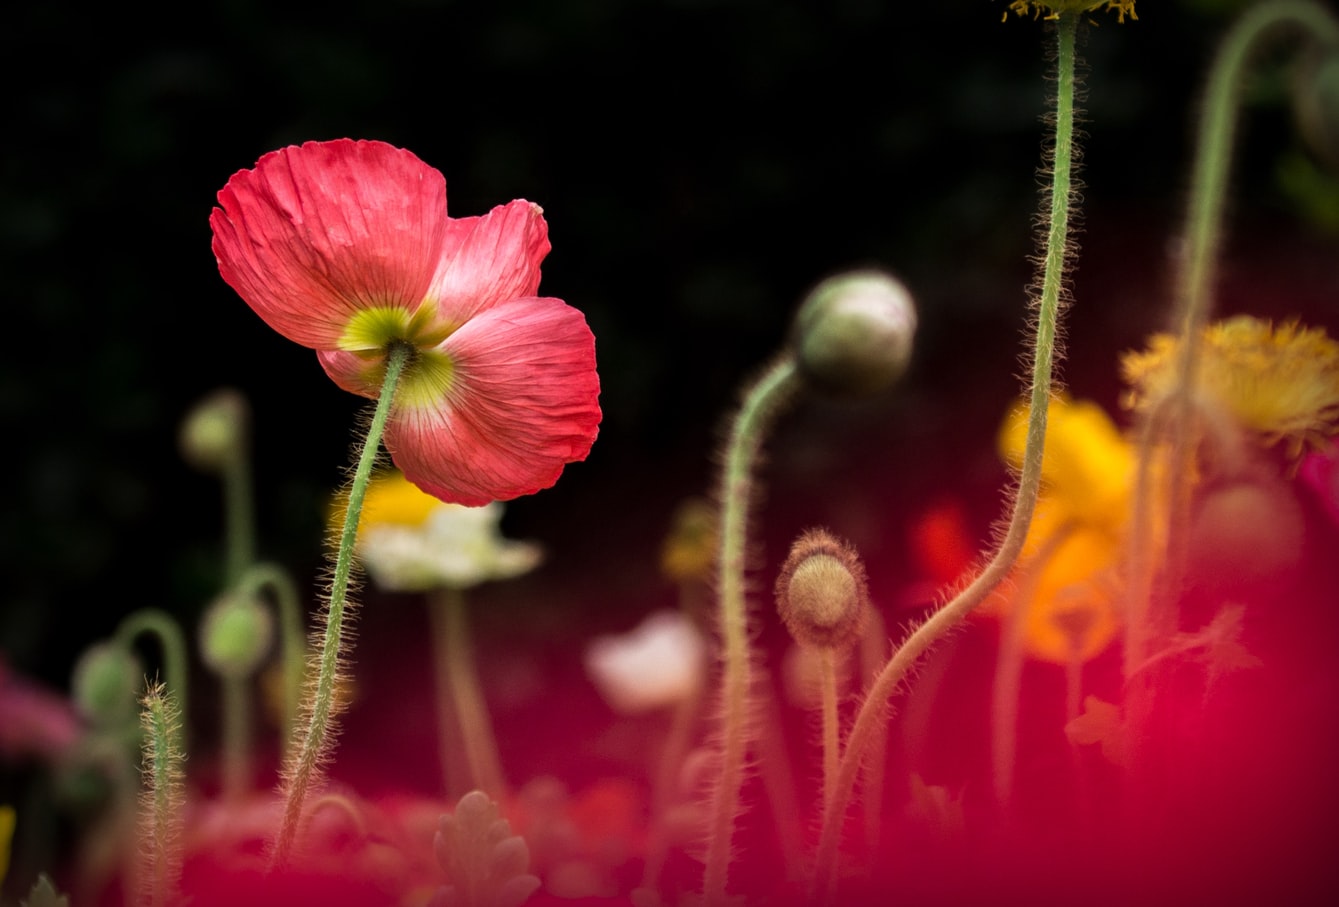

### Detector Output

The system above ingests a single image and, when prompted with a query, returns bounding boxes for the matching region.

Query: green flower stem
[222,435,256,587]
[1125,0,1339,681]
[271,341,412,869]
[429,586,507,799]
[818,649,840,814]
[114,610,189,740]
[234,563,306,755]
[220,676,250,801]
[811,12,1080,899]
[703,355,800,905]
[138,683,184,907]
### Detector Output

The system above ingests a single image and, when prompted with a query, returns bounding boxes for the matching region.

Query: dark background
[3,0,1337,751]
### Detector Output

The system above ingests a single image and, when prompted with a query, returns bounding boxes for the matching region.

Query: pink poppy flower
[211,139,601,505]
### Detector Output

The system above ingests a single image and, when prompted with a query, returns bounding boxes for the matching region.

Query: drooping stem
[233,562,306,755]
[429,586,507,799]
[1125,0,1339,680]
[702,355,800,905]
[271,341,411,868]
[812,12,1080,898]
[115,610,190,743]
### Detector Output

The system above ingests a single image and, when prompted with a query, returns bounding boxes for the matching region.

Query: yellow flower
[995,396,1133,662]
[1121,316,1339,458]
[1003,1,1137,22]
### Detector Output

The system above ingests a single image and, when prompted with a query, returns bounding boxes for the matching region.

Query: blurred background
[3,0,1338,817]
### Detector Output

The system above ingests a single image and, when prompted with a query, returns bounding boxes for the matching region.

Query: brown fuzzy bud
[775,528,869,650]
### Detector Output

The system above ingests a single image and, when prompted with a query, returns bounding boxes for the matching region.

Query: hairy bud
[775,528,869,650]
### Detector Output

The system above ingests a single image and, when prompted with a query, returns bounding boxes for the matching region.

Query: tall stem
[429,586,507,798]
[271,342,411,868]
[702,356,799,905]
[812,12,1080,898]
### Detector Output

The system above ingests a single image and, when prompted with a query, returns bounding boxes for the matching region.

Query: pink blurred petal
[0,657,82,760]
[211,140,447,349]
[1299,441,1339,526]
[427,199,551,325]
[385,297,601,505]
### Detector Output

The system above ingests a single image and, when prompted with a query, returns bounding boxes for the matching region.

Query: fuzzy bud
[791,270,916,397]
[199,592,275,679]
[775,528,869,650]
[179,388,249,473]
[71,642,143,725]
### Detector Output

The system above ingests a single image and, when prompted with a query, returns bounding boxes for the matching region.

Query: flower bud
[199,592,275,679]
[791,270,916,397]
[71,642,143,724]
[1293,48,1339,171]
[1188,478,1305,599]
[179,388,249,473]
[775,528,869,650]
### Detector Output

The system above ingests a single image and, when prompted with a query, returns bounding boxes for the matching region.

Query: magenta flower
[211,139,600,505]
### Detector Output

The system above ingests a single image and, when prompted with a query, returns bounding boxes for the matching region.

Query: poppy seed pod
[791,270,916,397]
[775,529,869,651]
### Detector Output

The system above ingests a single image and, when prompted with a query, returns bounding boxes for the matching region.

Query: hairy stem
[812,12,1081,898]
[137,683,184,907]
[702,355,800,905]
[271,342,411,868]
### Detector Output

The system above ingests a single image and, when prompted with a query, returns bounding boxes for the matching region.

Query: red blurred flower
[211,139,601,505]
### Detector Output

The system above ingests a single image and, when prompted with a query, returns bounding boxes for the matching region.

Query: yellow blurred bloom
[660,498,718,583]
[1121,316,1339,459]
[995,396,1132,662]
[1003,1,1137,22]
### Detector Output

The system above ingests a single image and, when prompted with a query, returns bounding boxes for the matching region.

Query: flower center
[337,304,454,353]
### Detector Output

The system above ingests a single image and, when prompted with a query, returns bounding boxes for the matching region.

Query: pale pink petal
[211,139,447,349]
[425,199,551,325]
[383,297,601,506]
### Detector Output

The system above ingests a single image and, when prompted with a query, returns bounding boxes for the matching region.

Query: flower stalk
[271,341,412,868]
[811,10,1081,897]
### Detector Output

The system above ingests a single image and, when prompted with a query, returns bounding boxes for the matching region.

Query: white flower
[359,500,543,592]
[584,610,708,715]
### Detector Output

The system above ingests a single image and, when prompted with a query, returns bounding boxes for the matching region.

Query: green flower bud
[71,642,143,725]
[791,270,916,397]
[199,593,274,679]
[179,388,249,473]
[775,528,869,651]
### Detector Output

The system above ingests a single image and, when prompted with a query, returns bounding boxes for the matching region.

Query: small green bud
[199,592,274,679]
[775,528,869,651]
[71,642,143,725]
[1294,48,1339,172]
[791,270,916,397]
[178,388,249,473]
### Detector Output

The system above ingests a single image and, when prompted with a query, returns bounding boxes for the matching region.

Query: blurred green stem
[114,609,189,740]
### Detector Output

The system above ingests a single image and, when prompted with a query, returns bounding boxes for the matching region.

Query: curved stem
[812,12,1080,898]
[702,355,800,905]
[429,586,507,799]
[270,342,411,869]
[234,562,306,755]
[115,609,190,742]
[1125,0,1339,679]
